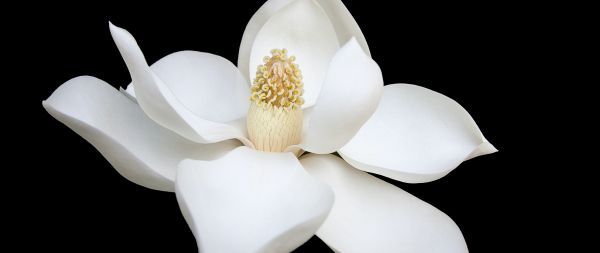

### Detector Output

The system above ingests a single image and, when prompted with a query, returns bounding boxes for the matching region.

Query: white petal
[42,76,240,192]
[248,0,340,107]
[124,51,250,123]
[238,0,371,83]
[300,154,468,253]
[175,146,334,252]
[339,84,498,183]
[295,38,383,154]
[109,23,253,147]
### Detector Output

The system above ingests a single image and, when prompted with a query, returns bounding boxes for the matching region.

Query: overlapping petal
[109,23,253,147]
[295,38,383,154]
[340,83,497,183]
[127,51,250,123]
[175,147,333,252]
[301,154,468,253]
[43,76,239,191]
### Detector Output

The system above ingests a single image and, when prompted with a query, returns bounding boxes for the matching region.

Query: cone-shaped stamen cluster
[250,49,304,109]
[247,49,304,152]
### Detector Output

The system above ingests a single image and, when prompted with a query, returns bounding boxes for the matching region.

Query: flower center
[246,49,304,152]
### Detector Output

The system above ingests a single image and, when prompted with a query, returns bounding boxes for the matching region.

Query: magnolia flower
[42,0,497,252]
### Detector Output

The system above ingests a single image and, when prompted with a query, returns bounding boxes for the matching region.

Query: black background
[20,0,562,252]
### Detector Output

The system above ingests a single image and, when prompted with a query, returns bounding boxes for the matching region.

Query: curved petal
[109,23,253,147]
[124,51,250,123]
[175,147,333,252]
[293,38,383,154]
[248,0,340,107]
[42,76,240,192]
[238,0,371,83]
[339,83,498,183]
[300,154,468,253]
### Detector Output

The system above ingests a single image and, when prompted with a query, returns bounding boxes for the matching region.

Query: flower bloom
[43,0,497,252]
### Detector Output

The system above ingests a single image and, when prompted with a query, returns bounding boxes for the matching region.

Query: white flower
[42,0,497,252]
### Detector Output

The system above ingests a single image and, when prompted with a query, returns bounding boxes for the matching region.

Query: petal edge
[109,23,253,146]
[300,154,468,253]
[296,38,382,154]
[339,83,497,183]
[175,147,334,252]
[43,76,239,191]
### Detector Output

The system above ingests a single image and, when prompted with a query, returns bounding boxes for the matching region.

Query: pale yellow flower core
[247,49,304,152]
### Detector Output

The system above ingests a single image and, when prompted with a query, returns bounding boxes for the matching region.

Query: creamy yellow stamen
[247,49,304,152]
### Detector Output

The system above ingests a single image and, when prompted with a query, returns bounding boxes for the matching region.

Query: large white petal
[109,23,253,147]
[175,146,334,252]
[123,51,250,123]
[294,38,383,154]
[238,0,371,83]
[339,83,497,183]
[42,76,240,192]
[300,154,468,253]
[248,0,340,107]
